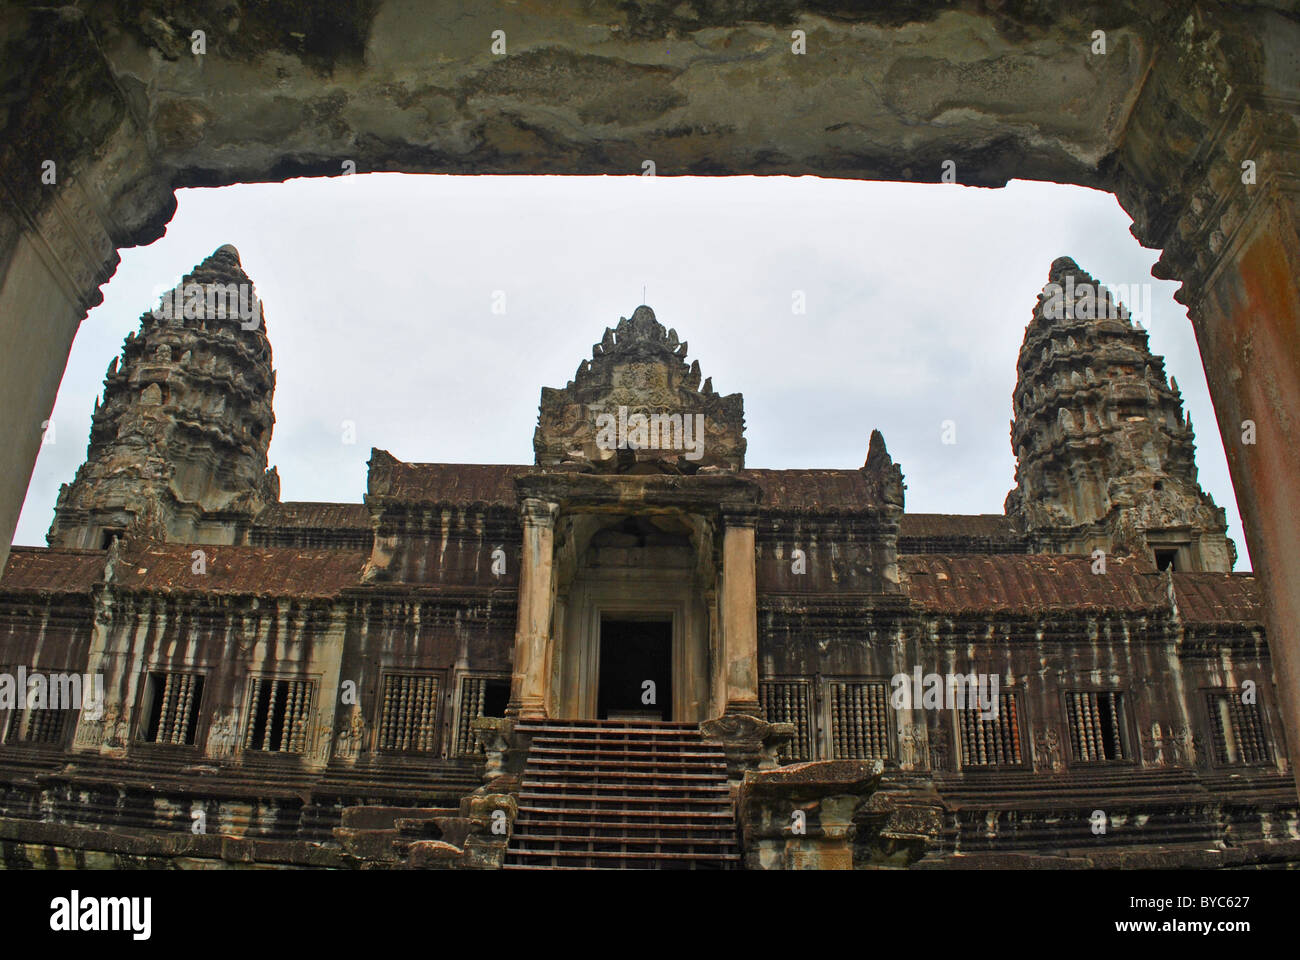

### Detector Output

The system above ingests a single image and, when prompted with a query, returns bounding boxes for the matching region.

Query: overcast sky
[14,174,1250,568]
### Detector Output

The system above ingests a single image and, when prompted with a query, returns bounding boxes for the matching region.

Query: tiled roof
[740,469,881,511]
[0,547,106,594]
[370,459,530,506]
[1173,573,1264,625]
[112,542,367,598]
[901,554,1163,613]
[366,454,898,512]
[899,514,1018,538]
[255,502,372,529]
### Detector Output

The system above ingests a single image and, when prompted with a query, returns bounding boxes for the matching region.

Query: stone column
[720,512,760,717]
[508,498,559,720]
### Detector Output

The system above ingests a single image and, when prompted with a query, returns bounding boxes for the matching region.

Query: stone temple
[0,246,1292,869]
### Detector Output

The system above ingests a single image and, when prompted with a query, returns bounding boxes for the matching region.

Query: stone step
[527,762,727,777]
[506,847,739,868]
[340,805,457,830]
[331,826,402,861]
[513,818,737,838]
[515,720,700,731]
[523,767,727,782]
[529,746,725,763]
[521,788,729,803]
[511,832,738,851]
[506,718,739,870]
[515,804,734,821]
[527,736,720,751]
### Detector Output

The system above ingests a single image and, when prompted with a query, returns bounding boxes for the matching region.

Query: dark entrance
[598,618,672,721]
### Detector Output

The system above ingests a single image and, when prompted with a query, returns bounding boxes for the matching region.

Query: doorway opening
[598,617,672,721]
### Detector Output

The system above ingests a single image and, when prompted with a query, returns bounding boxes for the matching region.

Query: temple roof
[111,542,367,598]
[905,554,1151,614]
[255,501,372,529]
[367,456,531,506]
[898,514,1018,539]
[901,554,1263,624]
[741,469,887,511]
[366,454,904,511]
[0,541,1262,621]
[0,547,107,594]
[1172,572,1264,624]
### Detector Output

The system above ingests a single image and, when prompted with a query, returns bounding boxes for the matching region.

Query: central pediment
[534,306,746,473]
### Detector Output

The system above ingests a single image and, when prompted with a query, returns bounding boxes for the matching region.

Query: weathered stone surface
[739,759,883,869]
[0,272,1292,871]
[47,245,278,550]
[0,9,1297,800]
[535,305,745,473]
[1005,257,1235,571]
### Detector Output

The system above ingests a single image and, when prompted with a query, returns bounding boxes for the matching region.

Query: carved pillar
[720,511,759,717]
[508,498,559,720]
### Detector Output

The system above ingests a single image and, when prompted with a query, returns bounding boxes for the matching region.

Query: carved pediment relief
[533,306,746,472]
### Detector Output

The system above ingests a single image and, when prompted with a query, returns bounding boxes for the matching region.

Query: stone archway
[1,2,1297,794]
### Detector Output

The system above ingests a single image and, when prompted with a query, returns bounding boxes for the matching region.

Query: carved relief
[74,711,104,747]
[1142,723,1199,767]
[927,724,950,772]
[207,712,239,757]
[334,710,368,760]
[898,723,927,769]
[1033,726,1063,772]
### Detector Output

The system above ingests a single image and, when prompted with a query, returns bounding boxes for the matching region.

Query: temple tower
[47,245,279,548]
[1004,257,1234,571]
[533,305,746,472]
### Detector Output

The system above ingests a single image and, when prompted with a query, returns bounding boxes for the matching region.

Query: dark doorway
[598,618,672,721]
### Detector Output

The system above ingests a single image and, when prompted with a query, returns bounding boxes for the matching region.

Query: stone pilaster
[508,498,559,720]
[720,510,759,717]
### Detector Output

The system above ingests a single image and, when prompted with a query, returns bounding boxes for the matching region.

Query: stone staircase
[505,719,741,870]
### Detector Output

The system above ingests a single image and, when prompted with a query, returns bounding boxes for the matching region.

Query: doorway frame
[556,575,708,722]
[595,611,675,722]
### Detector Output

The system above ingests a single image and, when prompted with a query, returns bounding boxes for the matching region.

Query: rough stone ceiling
[1,0,1166,254]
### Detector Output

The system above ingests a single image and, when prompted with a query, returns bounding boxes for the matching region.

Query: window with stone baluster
[956,690,1024,768]
[453,674,510,757]
[242,677,314,754]
[759,678,814,761]
[1065,690,1128,763]
[376,672,441,753]
[140,670,205,745]
[826,679,892,761]
[1206,690,1270,766]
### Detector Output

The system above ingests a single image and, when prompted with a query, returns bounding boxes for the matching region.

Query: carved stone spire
[533,306,746,472]
[863,429,904,508]
[47,245,279,548]
[1004,257,1234,570]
